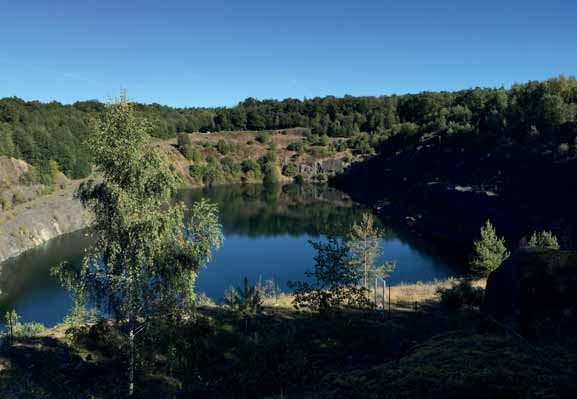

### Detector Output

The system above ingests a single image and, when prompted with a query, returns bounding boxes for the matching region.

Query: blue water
[0,184,461,326]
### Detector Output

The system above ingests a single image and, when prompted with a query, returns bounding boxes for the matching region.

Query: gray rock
[482,249,577,336]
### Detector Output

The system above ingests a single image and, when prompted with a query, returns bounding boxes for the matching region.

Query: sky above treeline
[0,0,576,107]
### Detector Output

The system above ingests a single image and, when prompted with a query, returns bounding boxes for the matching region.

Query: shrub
[334,140,348,152]
[180,143,195,159]
[437,280,484,310]
[2,310,46,343]
[287,141,305,153]
[223,277,262,317]
[12,192,26,206]
[0,196,11,211]
[289,237,372,314]
[348,133,375,155]
[216,139,235,155]
[283,163,299,177]
[306,146,335,157]
[558,142,570,156]
[221,156,241,176]
[263,162,282,185]
[177,133,192,148]
[256,131,272,144]
[527,230,560,250]
[258,150,277,165]
[294,175,305,185]
[194,292,215,307]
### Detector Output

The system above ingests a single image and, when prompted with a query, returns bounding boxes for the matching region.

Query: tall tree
[348,213,395,289]
[54,92,222,396]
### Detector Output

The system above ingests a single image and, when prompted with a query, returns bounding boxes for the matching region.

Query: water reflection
[1,184,462,326]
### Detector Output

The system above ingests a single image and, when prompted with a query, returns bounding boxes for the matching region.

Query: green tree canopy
[54,93,223,396]
[527,230,560,250]
[470,220,509,275]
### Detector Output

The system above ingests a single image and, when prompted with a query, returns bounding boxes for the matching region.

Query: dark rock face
[482,250,577,336]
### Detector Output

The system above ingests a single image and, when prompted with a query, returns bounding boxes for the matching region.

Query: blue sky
[0,0,576,107]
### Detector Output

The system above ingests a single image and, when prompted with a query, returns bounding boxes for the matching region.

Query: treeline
[0,98,215,179]
[1,76,576,178]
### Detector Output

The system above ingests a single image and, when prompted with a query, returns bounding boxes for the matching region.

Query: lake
[0,184,462,326]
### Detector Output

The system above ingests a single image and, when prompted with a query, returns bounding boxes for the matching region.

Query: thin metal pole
[388,285,391,319]
[382,280,386,316]
[374,277,378,309]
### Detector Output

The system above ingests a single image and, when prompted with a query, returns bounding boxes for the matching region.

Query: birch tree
[348,213,395,289]
[54,92,222,396]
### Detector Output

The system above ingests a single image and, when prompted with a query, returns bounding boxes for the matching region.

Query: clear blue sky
[1,0,576,107]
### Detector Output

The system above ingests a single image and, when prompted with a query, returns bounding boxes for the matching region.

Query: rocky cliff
[0,157,91,265]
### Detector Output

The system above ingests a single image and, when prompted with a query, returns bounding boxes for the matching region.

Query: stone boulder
[482,249,577,336]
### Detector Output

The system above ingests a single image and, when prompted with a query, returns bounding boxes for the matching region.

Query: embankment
[0,187,91,264]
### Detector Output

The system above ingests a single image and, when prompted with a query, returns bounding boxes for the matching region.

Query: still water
[0,184,462,326]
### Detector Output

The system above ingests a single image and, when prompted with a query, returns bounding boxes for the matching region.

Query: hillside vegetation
[161,128,353,186]
[2,76,576,182]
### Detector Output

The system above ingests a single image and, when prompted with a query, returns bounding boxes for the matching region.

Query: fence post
[382,280,386,317]
[388,285,391,319]
[374,277,378,309]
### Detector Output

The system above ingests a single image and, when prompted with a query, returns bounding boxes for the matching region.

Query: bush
[12,192,26,206]
[287,141,305,153]
[289,237,372,314]
[437,280,484,310]
[223,277,263,317]
[306,134,329,146]
[0,196,11,211]
[216,139,236,155]
[258,150,277,165]
[528,230,560,250]
[558,142,570,156]
[256,131,272,144]
[306,146,335,157]
[221,156,241,176]
[2,310,46,342]
[294,175,305,185]
[263,162,282,185]
[283,163,299,177]
[241,160,262,180]
[180,143,194,159]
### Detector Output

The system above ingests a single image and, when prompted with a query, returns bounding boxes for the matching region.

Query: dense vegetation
[2,88,577,398]
[2,76,576,180]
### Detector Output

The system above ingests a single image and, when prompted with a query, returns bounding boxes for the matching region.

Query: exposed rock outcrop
[482,249,577,336]
[0,156,91,265]
[298,158,347,178]
[0,187,91,264]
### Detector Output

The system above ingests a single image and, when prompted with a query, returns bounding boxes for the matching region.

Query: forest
[1,75,576,180]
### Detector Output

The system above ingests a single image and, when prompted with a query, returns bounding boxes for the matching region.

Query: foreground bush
[436,280,484,310]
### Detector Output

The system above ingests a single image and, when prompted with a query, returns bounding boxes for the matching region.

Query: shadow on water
[0,231,92,326]
[1,183,463,326]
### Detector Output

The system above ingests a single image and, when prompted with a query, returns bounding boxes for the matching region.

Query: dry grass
[258,278,487,311]
[261,292,295,309]
[385,278,486,306]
